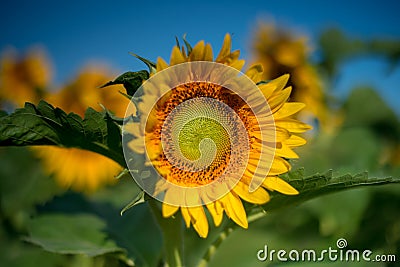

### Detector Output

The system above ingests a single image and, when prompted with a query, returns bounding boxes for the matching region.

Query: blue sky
[1,0,400,113]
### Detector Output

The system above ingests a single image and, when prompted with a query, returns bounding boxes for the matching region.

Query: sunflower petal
[181,207,191,227]
[162,203,179,218]
[128,137,145,154]
[269,157,291,175]
[245,64,264,83]
[259,74,289,99]
[275,118,312,133]
[170,46,186,65]
[222,193,248,229]
[233,182,270,204]
[285,134,307,147]
[204,43,213,61]
[188,206,209,238]
[216,33,231,62]
[273,102,306,120]
[123,122,141,138]
[189,41,205,61]
[275,143,299,159]
[156,57,169,71]
[206,202,224,226]
[269,87,292,113]
[263,177,299,195]
[229,59,245,71]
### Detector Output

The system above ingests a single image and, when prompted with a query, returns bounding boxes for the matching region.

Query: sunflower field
[1,3,400,267]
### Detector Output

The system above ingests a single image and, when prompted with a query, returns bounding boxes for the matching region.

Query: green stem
[149,200,184,267]
[197,225,234,267]
[197,206,267,267]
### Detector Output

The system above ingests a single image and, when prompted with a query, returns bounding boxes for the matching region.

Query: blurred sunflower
[252,24,328,129]
[35,67,130,193]
[127,34,311,237]
[0,48,51,107]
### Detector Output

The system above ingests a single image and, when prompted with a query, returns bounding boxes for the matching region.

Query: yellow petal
[269,87,292,113]
[275,143,299,159]
[263,177,299,195]
[222,193,248,229]
[206,201,224,227]
[162,203,179,218]
[233,182,270,204]
[259,74,289,99]
[123,122,141,138]
[170,46,186,66]
[269,157,291,175]
[229,59,245,71]
[181,207,191,228]
[188,206,209,238]
[204,43,213,61]
[189,41,205,61]
[275,118,312,133]
[273,102,306,120]
[156,57,169,71]
[216,33,231,62]
[251,126,290,143]
[245,64,264,83]
[285,134,307,147]
[128,137,145,154]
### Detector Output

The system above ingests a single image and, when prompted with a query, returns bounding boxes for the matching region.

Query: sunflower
[252,24,328,129]
[36,67,130,192]
[124,34,311,238]
[0,48,51,107]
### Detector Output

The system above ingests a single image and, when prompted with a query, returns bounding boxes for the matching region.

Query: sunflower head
[253,24,328,129]
[0,48,51,107]
[123,34,311,237]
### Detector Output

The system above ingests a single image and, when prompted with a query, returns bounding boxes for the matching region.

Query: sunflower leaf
[254,169,400,214]
[100,70,149,97]
[0,100,126,167]
[25,213,125,257]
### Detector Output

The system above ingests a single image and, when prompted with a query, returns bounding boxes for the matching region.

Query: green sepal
[182,34,193,55]
[120,191,150,215]
[129,52,157,74]
[100,70,149,97]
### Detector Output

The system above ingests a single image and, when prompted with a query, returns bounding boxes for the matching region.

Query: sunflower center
[147,82,254,187]
[178,117,229,163]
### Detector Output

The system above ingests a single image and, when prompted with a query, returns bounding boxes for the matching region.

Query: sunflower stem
[197,208,267,267]
[149,200,184,267]
[197,225,234,267]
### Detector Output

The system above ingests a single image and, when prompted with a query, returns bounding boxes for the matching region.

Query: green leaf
[0,100,126,167]
[197,170,400,267]
[255,169,400,213]
[0,239,68,267]
[0,147,62,231]
[25,213,125,257]
[343,87,400,141]
[39,189,163,267]
[101,70,149,97]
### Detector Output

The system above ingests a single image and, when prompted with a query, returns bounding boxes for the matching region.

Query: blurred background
[1,0,400,266]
